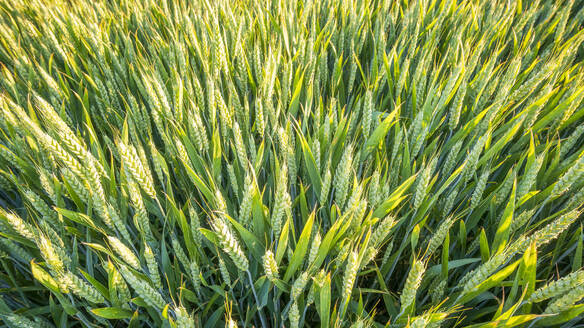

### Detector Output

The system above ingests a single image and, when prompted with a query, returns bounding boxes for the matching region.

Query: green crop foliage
[0,0,583,327]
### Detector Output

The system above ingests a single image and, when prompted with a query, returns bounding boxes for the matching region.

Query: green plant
[0,0,583,327]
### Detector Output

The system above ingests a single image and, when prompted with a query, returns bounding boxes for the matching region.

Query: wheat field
[0,0,583,327]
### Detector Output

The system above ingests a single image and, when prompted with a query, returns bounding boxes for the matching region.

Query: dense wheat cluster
[0,0,583,326]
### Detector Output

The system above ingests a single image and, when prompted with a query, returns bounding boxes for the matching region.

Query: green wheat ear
[212,217,249,272]
[400,259,426,313]
[263,250,279,281]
